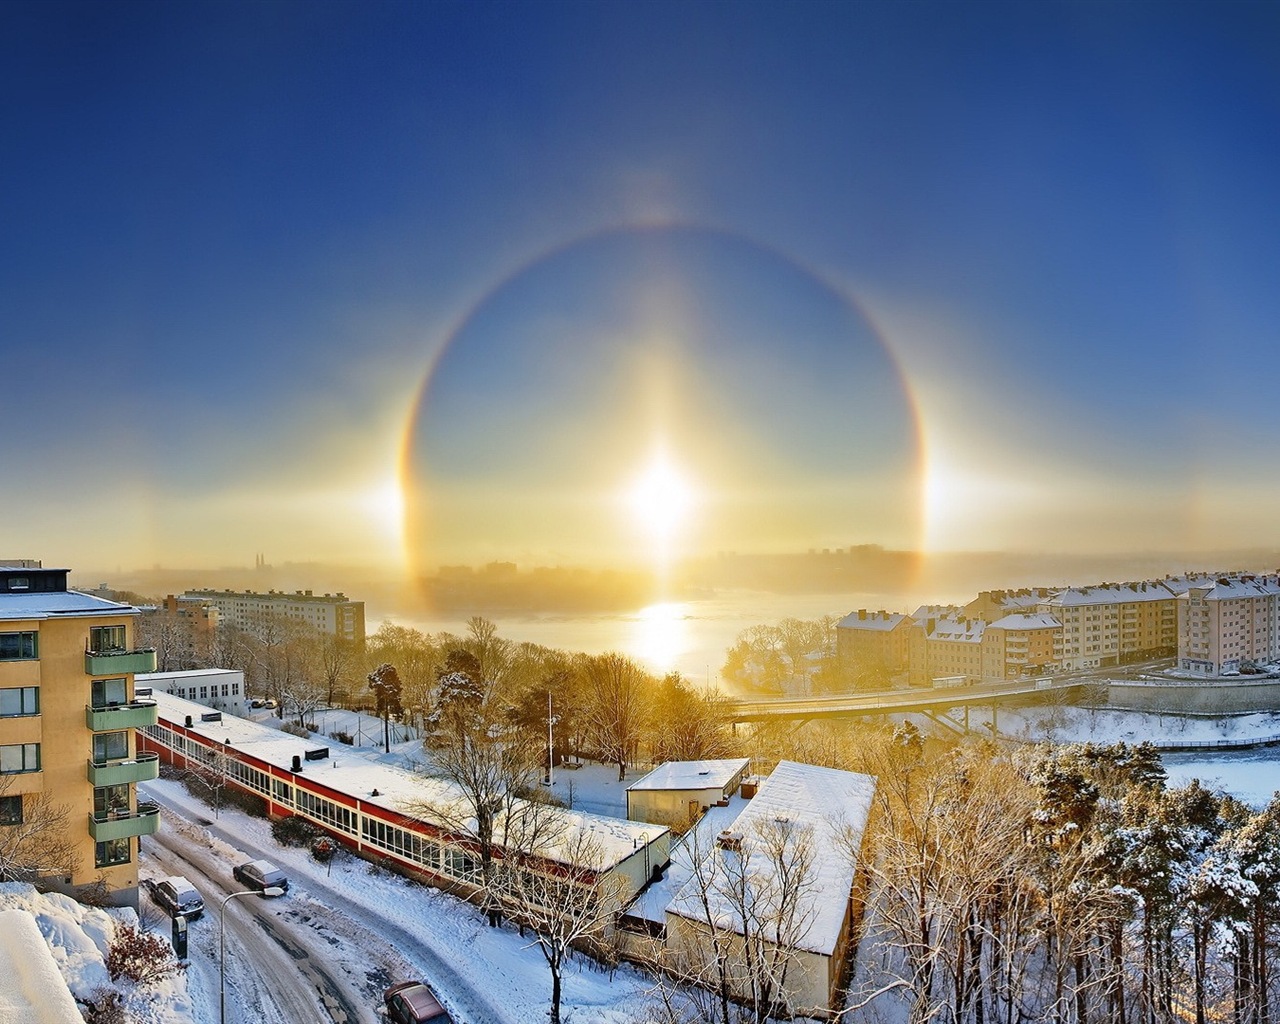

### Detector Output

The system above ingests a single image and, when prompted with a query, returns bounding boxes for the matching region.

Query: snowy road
[140,782,513,1024]
[142,809,371,1024]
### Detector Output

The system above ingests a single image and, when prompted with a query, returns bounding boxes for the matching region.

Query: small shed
[626,758,751,829]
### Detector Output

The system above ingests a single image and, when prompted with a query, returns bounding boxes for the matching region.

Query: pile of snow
[0,909,82,1023]
[0,883,194,1024]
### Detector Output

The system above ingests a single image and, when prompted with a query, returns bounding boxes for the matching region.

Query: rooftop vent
[200,712,222,723]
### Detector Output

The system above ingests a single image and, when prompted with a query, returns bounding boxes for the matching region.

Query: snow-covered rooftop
[139,668,243,682]
[666,760,876,957]
[0,589,137,621]
[925,617,985,642]
[988,612,1061,631]
[153,692,668,873]
[627,758,750,793]
[836,610,908,631]
[1040,580,1182,607]
[1181,575,1280,601]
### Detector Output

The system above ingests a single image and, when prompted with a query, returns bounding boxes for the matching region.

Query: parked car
[146,876,205,919]
[384,981,451,1024]
[232,859,289,895]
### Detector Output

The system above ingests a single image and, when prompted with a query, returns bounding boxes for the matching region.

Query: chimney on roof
[858,609,866,620]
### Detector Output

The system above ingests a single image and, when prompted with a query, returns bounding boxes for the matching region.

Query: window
[200,687,208,699]
[93,785,130,816]
[91,678,127,708]
[0,632,37,661]
[92,732,128,763]
[0,687,38,717]
[89,625,126,653]
[94,837,130,868]
[0,744,39,774]
[7,577,28,591]
[0,795,21,825]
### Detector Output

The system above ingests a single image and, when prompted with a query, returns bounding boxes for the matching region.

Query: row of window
[169,682,241,700]
[144,722,483,887]
[1,625,134,662]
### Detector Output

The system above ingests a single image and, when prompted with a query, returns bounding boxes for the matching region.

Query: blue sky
[3,1,1278,572]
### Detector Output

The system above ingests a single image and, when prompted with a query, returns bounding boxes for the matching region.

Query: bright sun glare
[627,453,695,543]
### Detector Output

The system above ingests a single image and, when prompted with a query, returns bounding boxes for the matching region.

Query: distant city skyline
[4,2,1278,575]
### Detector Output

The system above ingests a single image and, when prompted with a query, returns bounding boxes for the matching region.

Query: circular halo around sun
[402,225,923,590]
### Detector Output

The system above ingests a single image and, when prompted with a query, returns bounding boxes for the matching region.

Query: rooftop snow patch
[0,589,137,620]
[666,759,875,956]
[627,758,750,793]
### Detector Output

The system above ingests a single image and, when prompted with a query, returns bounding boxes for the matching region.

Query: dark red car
[383,981,451,1024]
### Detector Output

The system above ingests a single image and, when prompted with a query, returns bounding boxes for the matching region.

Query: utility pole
[547,690,554,788]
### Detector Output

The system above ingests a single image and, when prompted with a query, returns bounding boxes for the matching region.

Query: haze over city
[4,2,1278,596]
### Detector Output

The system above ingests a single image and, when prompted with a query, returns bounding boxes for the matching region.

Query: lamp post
[220,887,283,1024]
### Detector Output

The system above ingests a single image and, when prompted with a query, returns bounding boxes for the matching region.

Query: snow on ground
[930,704,1280,807]
[0,883,194,1024]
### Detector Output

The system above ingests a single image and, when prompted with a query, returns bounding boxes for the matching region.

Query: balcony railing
[84,647,157,676]
[85,700,158,732]
[87,801,160,842]
[86,752,160,787]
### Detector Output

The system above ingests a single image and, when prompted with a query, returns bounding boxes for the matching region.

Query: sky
[3,0,1279,579]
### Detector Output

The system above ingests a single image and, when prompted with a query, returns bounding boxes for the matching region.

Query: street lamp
[220,887,284,1024]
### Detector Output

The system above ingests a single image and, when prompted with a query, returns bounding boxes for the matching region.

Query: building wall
[836,612,910,683]
[1,611,150,907]
[664,911,837,1017]
[627,787,731,829]
[138,668,248,716]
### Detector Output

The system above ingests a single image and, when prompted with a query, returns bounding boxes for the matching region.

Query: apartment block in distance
[0,560,158,907]
[181,587,365,643]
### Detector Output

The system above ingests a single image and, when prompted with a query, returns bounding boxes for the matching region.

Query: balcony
[85,700,158,732]
[87,801,160,842]
[87,753,160,787]
[84,648,157,676]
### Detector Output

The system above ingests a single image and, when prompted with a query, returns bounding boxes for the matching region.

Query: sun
[627,452,695,545]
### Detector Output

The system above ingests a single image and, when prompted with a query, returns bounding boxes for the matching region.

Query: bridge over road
[725,676,1092,725]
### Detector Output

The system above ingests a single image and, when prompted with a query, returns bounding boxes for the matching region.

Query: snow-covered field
[957,704,1280,805]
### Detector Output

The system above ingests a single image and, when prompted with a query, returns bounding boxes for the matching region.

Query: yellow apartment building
[0,561,158,907]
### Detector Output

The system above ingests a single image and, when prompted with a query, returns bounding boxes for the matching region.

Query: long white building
[181,588,365,643]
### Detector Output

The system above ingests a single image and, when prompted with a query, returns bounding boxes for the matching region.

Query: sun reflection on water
[627,601,690,675]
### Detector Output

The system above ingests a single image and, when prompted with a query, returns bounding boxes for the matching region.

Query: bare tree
[280,674,327,730]
[318,634,357,706]
[418,649,542,915]
[492,813,624,1024]
[0,780,79,884]
[648,673,733,764]
[182,742,234,818]
[664,813,822,1024]
[580,652,652,780]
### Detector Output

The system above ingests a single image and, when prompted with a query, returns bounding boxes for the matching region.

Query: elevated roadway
[726,676,1090,724]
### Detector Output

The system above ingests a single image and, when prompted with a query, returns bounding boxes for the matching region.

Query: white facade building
[137,667,248,716]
